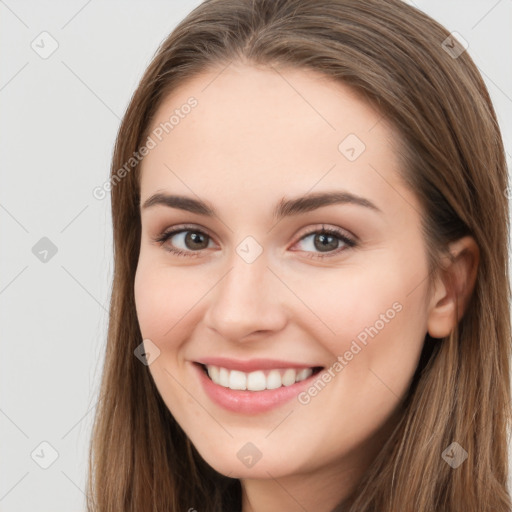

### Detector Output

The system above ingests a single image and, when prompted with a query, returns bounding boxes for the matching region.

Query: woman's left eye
[293,226,356,258]
[153,224,356,259]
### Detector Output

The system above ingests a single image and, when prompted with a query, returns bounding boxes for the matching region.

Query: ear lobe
[426,236,479,339]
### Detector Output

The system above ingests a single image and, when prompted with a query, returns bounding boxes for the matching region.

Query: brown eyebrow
[141,190,382,219]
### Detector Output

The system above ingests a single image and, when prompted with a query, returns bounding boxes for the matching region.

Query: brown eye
[293,226,356,259]
[181,231,210,250]
[313,232,340,252]
[154,227,213,257]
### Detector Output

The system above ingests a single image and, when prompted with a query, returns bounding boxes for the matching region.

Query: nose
[203,249,288,343]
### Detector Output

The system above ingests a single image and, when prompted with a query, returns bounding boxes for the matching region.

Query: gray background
[1,1,511,510]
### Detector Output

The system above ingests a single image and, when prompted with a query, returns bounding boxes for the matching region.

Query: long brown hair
[86,1,512,510]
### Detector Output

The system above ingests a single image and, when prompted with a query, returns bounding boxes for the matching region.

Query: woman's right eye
[154,227,214,258]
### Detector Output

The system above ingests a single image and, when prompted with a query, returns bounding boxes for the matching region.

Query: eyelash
[152,224,357,260]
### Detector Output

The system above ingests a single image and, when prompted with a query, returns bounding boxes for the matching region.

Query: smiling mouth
[197,363,323,392]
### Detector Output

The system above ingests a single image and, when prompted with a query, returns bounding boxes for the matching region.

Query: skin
[134,62,478,512]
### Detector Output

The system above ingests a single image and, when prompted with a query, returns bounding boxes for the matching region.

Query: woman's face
[134,63,434,481]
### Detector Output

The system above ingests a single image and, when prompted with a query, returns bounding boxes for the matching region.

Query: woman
[87,0,511,510]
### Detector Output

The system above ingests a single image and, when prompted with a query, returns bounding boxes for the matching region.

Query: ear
[426,236,479,339]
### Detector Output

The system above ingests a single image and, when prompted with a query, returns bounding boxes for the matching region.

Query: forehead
[139,63,413,218]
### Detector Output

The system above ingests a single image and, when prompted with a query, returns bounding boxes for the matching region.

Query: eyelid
[154,223,216,241]
[154,223,355,242]
[292,223,356,245]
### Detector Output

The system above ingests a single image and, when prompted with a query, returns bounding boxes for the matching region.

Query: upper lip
[194,357,323,373]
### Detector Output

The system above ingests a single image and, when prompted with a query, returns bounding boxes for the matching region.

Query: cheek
[134,261,188,343]
[133,258,220,375]
[289,254,429,401]
[134,261,200,412]
[287,258,425,347]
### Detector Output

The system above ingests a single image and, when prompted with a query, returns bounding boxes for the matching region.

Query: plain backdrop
[1,1,511,510]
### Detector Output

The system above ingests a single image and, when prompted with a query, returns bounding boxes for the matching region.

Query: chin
[191,440,307,480]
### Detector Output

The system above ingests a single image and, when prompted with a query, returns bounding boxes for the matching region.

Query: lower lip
[193,363,322,414]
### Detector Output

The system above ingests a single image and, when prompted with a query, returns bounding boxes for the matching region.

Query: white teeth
[219,367,229,387]
[229,370,247,390]
[205,365,315,391]
[247,370,266,391]
[208,365,220,383]
[282,368,296,386]
[296,368,313,382]
[266,369,282,390]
